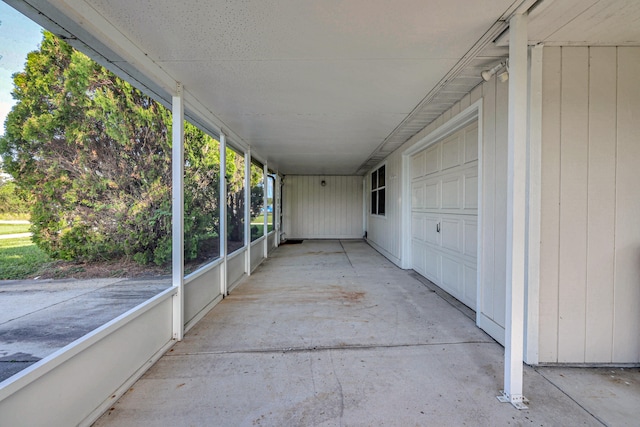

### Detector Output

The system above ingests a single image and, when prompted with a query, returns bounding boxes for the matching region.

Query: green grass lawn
[0,213,30,221]
[0,236,51,280]
[250,212,275,240]
[0,223,31,235]
[251,213,273,225]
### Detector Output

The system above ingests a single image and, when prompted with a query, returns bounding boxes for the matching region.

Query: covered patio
[92,240,635,426]
[1,0,640,425]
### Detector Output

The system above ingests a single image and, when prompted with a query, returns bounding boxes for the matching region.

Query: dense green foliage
[249,162,264,241]
[0,178,30,216]
[183,124,222,264]
[0,31,245,266]
[225,148,245,249]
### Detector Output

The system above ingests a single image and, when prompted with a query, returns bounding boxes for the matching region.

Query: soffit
[498,0,640,46]
[358,0,640,174]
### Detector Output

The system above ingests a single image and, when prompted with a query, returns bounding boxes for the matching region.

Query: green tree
[0,177,30,216]
[183,125,221,262]
[1,31,221,265]
[225,148,245,245]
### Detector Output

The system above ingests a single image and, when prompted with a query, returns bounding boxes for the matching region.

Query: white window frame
[370,164,386,216]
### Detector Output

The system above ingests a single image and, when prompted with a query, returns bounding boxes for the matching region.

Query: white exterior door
[411,123,478,309]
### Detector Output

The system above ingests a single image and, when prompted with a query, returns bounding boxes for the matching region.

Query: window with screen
[226,147,245,254]
[250,160,264,242]
[267,174,275,232]
[371,165,385,216]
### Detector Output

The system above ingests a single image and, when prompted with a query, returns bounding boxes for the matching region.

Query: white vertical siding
[367,152,402,264]
[283,176,363,239]
[539,46,640,364]
[613,47,640,363]
[587,47,617,363]
[475,74,510,340]
[539,46,562,363]
[557,47,589,363]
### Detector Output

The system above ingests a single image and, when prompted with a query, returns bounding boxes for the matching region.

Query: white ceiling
[8,0,640,174]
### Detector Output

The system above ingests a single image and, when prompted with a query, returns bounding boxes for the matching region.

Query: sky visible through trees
[0,3,43,136]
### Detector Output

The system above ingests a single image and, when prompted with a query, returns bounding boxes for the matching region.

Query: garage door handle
[437,223,441,233]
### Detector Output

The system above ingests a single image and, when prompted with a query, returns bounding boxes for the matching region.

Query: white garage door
[411,122,478,309]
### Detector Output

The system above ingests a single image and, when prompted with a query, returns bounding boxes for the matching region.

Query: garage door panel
[464,219,477,257]
[441,218,461,253]
[412,214,425,242]
[425,144,440,175]
[442,134,463,170]
[412,182,425,209]
[425,215,440,245]
[464,172,479,210]
[441,255,462,294]
[424,246,441,282]
[424,181,439,209]
[441,176,461,209]
[464,124,479,163]
[412,241,426,275]
[412,152,425,179]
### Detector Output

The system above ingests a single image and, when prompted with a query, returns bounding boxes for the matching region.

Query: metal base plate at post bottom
[497,390,529,409]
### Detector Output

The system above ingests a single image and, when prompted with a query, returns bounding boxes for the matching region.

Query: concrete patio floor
[93,240,639,427]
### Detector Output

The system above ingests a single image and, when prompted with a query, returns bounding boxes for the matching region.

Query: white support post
[263,163,269,257]
[275,172,280,247]
[171,83,185,341]
[280,174,284,244]
[362,178,367,239]
[219,133,228,296]
[245,149,251,276]
[499,12,529,409]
